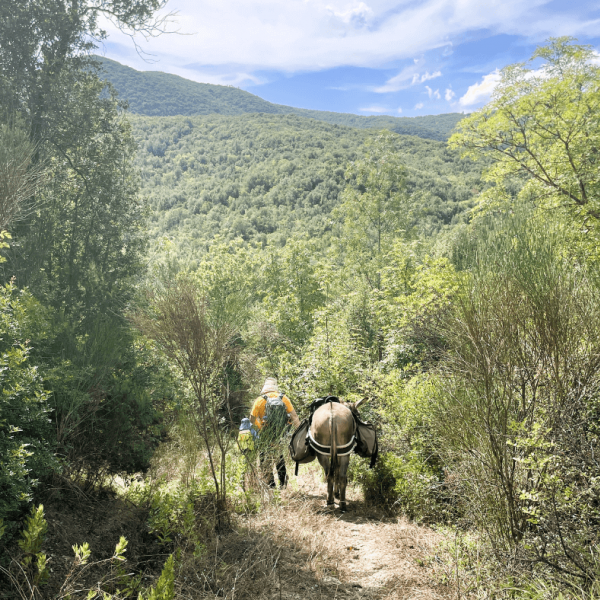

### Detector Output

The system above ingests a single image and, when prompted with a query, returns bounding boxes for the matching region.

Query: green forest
[1,3,600,598]
[130,112,482,256]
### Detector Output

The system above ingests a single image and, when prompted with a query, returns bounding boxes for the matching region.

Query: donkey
[309,399,363,511]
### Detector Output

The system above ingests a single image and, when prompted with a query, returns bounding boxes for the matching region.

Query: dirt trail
[17,465,451,600]
[247,465,451,600]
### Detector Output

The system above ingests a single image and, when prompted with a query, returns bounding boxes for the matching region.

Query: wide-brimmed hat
[260,377,278,394]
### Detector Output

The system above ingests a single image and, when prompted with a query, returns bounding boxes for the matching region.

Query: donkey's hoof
[339,503,348,512]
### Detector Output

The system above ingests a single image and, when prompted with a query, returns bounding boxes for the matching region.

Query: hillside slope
[132,113,483,256]
[96,57,463,141]
[96,56,281,117]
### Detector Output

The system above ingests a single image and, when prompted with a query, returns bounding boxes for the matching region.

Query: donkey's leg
[334,470,341,499]
[326,471,335,505]
[317,455,335,505]
[338,457,350,511]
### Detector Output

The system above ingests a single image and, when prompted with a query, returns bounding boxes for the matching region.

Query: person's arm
[283,395,301,428]
[250,398,262,428]
[289,409,300,428]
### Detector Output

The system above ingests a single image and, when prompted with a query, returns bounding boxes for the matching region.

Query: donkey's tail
[328,401,338,478]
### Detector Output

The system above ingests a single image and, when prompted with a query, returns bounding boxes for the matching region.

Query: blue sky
[99,0,600,117]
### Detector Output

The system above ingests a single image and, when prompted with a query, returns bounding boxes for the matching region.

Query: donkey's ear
[355,397,369,409]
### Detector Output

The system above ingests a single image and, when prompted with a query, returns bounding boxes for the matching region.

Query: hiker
[250,377,300,488]
[238,417,258,455]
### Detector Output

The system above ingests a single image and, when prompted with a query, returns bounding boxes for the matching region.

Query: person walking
[250,377,300,488]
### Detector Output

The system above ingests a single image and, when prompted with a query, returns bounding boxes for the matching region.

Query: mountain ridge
[95,56,464,142]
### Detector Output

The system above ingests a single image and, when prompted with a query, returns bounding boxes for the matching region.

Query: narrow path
[248,465,451,600]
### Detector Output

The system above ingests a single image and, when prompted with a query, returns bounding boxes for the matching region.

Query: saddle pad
[307,395,340,416]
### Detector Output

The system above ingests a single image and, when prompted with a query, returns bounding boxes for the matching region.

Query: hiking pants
[260,452,287,488]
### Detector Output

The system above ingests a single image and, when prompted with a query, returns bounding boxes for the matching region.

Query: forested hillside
[133,113,482,256]
[96,56,463,141]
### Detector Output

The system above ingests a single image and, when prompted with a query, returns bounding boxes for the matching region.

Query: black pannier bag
[354,416,378,468]
[289,418,316,475]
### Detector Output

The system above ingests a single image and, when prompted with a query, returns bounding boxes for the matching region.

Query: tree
[6,72,145,318]
[449,38,600,227]
[336,131,410,290]
[136,277,242,530]
[0,0,171,143]
[0,124,44,230]
[0,1,171,310]
[0,0,174,493]
[0,1,174,318]
[259,237,326,351]
[333,131,410,362]
[434,210,600,584]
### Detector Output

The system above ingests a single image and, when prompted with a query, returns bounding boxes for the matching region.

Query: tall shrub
[136,277,242,529]
[436,212,600,583]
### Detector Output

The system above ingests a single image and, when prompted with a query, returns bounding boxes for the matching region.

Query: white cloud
[326,2,373,26]
[459,69,501,108]
[397,107,402,114]
[98,0,596,78]
[425,85,441,99]
[415,102,424,109]
[420,71,442,83]
[374,63,441,93]
[359,105,389,113]
[445,87,455,101]
[457,56,598,109]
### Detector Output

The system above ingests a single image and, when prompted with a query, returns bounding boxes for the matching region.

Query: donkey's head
[345,397,367,418]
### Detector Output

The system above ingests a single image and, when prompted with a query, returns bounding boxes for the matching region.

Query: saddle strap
[307,431,356,456]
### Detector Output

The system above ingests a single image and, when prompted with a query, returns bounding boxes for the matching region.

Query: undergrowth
[0,504,175,600]
[429,527,600,600]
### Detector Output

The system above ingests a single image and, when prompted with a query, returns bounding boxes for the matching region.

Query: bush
[348,371,453,522]
[43,324,172,489]
[126,476,220,559]
[350,450,445,520]
[1,503,175,600]
[135,277,246,530]
[349,452,400,510]
[0,283,55,534]
[435,211,600,584]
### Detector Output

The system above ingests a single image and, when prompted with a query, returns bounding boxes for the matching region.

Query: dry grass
[174,461,451,600]
[0,455,452,600]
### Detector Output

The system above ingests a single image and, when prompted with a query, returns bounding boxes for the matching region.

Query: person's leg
[260,451,276,487]
[276,454,287,488]
[243,450,259,491]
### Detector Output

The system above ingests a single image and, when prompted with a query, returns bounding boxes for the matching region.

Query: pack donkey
[309,398,366,511]
[289,396,377,511]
